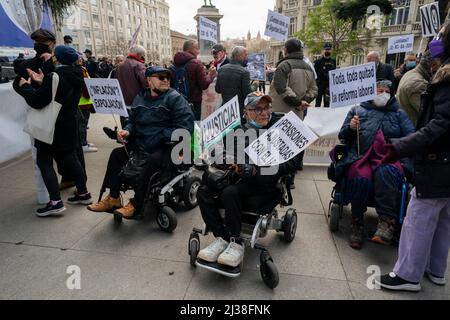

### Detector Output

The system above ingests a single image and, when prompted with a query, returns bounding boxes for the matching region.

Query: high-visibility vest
[79,66,93,107]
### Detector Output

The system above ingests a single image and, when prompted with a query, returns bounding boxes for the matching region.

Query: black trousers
[102,146,167,212]
[315,84,330,108]
[192,102,201,121]
[198,182,278,241]
[36,144,88,201]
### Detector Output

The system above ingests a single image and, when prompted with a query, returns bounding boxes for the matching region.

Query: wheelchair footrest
[195,259,241,278]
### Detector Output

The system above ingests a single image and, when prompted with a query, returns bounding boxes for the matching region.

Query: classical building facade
[269,0,435,68]
[62,0,172,63]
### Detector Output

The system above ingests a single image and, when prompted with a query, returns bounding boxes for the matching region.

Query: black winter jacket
[20,65,84,152]
[393,61,450,198]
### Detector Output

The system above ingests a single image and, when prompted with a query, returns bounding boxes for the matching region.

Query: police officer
[314,43,336,108]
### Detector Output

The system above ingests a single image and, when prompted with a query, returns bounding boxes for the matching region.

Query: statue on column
[203,0,213,7]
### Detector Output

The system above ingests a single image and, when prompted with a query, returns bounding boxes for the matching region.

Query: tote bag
[23,73,61,144]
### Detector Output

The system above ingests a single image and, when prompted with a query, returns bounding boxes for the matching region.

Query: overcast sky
[166,0,275,39]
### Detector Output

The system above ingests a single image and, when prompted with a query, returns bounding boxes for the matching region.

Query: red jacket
[116,56,148,106]
[171,51,213,104]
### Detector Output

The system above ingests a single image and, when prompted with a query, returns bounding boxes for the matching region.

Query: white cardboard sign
[329,62,376,108]
[388,34,415,54]
[84,78,128,118]
[420,2,440,37]
[199,16,218,44]
[264,10,290,42]
[202,95,241,149]
[245,112,318,166]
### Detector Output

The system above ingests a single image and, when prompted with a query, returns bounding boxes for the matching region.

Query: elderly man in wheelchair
[190,92,299,287]
[87,66,194,220]
[329,79,415,250]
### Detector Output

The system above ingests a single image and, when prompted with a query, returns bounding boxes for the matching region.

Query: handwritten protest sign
[199,16,218,44]
[84,78,128,117]
[245,112,318,166]
[202,96,241,149]
[247,53,266,81]
[329,62,376,108]
[264,10,289,42]
[388,34,414,54]
[420,2,440,37]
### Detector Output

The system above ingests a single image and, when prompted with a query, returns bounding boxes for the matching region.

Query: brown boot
[87,195,121,212]
[349,217,364,250]
[114,201,135,219]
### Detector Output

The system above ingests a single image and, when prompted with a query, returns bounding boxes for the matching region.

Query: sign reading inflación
[202,96,241,149]
[199,16,218,44]
[245,112,318,166]
[264,10,289,42]
[388,34,414,54]
[329,62,376,108]
[84,78,128,117]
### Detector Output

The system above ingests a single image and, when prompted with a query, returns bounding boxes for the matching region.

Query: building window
[289,17,297,37]
[92,14,99,23]
[108,16,114,25]
[385,0,410,26]
[90,0,97,6]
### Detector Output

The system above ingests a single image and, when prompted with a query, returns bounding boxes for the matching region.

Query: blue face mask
[249,119,262,129]
[406,61,416,69]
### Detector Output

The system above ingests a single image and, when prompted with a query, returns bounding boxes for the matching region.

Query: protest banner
[246,112,318,166]
[129,23,141,49]
[388,34,415,54]
[304,136,341,165]
[420,2,440,37]
[199,16,218,44]
[247,53,266,81]
[84,78,128,118]
[329,62,376,108]
[202,95,241,149]
[264,10,289,42]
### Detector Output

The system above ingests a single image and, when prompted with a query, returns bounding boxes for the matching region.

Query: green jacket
[396,63,431,126]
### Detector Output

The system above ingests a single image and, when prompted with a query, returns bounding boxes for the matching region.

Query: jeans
[79,108,91,146]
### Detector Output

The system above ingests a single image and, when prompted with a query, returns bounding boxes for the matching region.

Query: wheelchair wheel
[260,251,279,289]
[157,206,177,233]
[188,232,200,267]
[183,176,202,210]
[282,208,297,243]
[113,213,123,224]
[328,201,341,232]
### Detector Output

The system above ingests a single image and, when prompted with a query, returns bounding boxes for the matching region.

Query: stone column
[194,5,223,63]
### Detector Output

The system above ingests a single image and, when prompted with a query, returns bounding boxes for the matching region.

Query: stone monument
[194,1,223,63]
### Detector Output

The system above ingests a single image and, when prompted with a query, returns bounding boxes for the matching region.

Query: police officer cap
[30,28,56,42]
[324,43,333,50]
[145,66,171,77]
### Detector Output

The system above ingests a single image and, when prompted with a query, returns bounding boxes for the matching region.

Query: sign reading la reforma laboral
[388,34,415,54]
[199,16,218,44]
[264,10,290,42]
[245,112,318,166]
[329,62,377,108]
[202,96,241,149]
[84,78,129,118]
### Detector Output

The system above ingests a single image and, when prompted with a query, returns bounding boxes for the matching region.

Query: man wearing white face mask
[335,79,415,250]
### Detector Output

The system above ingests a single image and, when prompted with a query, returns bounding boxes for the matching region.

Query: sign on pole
[264,10,290,42]
[84,78,129,118]
[245,112,318,166]
[387,34,415,54]
[202,95,241,149]
[247,53,266,81]
[129,23,142,49]
[199,16,218,44]
[329,62,377,108]
[420,2,440,37]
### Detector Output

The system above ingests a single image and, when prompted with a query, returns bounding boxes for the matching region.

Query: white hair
[231,46,247,60]
[367,51,380,59]
[129,45,146,58]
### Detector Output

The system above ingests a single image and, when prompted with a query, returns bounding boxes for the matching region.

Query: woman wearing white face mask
[334,80,415,250]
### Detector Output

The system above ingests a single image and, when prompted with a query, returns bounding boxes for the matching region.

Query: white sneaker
[425,271,446,286]
[197,237,228,262]
[82,145,98,153]
[87,143,96,147]
[217,240,244,267]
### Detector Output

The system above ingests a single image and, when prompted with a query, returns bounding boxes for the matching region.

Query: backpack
[169,61,191,99]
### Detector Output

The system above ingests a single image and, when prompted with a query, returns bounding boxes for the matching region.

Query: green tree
[43,0,77,27]
[295,0,366,60]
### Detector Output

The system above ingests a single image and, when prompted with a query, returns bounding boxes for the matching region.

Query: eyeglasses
[247,106,272,114]
[152,75,170,81]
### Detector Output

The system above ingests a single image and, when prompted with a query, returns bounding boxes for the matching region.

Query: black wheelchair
[98,146,201,233]
[327,144,410,243]
[188,165,298,289]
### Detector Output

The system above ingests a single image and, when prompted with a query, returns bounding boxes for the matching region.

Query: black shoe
[36,201,66,217]
[67,192,93,205]
[349,218,364,250]
[103,126,117,140]
[425,271,446,286]
[289,182,295,189]
[377,272,421,292]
